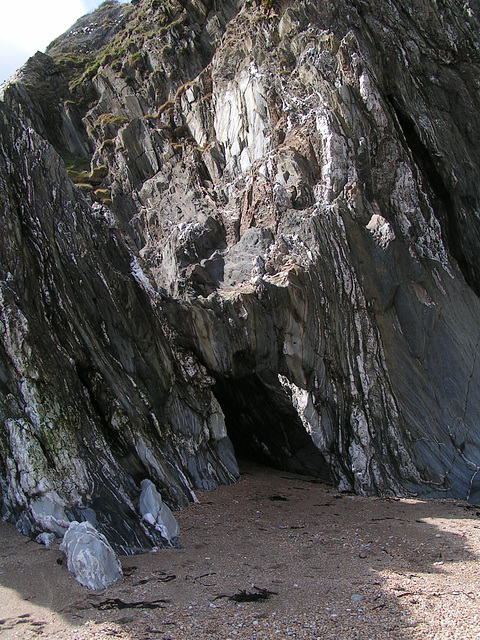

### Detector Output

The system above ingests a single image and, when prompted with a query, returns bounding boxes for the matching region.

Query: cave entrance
[213,370,331,482]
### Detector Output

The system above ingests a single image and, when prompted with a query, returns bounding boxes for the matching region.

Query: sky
[0,0,129,85]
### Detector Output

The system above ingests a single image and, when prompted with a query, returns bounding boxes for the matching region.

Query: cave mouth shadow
[212,370,331,483]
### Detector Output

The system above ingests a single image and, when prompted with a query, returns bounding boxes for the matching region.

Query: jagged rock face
[1,0,480,550]
[0,98,239,551]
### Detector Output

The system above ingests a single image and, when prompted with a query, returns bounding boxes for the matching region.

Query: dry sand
[1,462,479,639]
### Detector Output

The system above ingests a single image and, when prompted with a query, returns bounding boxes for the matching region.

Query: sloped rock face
[1,0,480,551]
[0,98,239,551]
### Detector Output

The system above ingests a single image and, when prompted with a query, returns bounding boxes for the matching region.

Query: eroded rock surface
[1,0,480,551]
[59,521,123,590]
[139,479,180,545]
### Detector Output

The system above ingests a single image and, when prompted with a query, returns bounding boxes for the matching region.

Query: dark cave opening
[213,370,331,482]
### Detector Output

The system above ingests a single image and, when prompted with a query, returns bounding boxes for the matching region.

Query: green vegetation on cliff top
[47,0,188,93]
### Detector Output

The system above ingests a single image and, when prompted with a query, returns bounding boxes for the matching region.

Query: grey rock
[223,228,274,288]
[35,532,57,549]
[30,495,70,537]
[139,480,180,545]
[59,521,123,590]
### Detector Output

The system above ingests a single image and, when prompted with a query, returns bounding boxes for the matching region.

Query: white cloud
[0,0,128,84]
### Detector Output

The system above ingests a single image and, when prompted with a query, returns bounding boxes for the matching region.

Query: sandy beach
[1,463,479,639]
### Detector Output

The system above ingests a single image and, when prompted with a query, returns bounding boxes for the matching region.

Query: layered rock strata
[1,0,480,550]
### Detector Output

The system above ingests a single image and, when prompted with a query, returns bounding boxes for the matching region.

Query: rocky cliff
[1,0,480,552]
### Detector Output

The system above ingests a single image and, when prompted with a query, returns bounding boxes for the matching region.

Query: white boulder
[59,521,123,590]
[139,479,180,545]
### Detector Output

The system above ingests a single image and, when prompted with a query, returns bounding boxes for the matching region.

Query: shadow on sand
[1,462,479,639]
